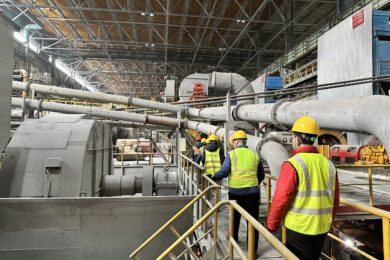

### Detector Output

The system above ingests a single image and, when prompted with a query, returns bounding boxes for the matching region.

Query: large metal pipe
[233,96,390,154]
[12,98,180,128]
[12,81,181,113]
[187,120,289,176]
[210,72,254,104]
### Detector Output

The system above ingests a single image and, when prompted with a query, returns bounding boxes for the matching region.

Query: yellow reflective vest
[229,148,259,188]
[204,149,222,176]
[284,153,337,235]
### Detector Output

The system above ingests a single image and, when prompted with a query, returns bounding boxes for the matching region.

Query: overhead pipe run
[187,120,289,176]
[12,81,181,114]
[230,96,390,150]
[12,98,180,128]
[209,72,254,104]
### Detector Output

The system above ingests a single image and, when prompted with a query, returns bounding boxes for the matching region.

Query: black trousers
[286,228,327,260]
[228,192,260,252]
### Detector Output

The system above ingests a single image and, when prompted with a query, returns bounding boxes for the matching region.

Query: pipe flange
[37,99,44,112]
[197,107,205,118]
[232,103,245,121]
[179,107,186,117]
[180,119,187,130]
[270,98,290,130]
[143,114,149,125]
[127,93,133,106]
[25,81,32,93]
[257,137,280,154]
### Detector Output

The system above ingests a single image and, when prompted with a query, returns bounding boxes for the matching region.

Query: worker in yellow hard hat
[212,129,264,255]
[195,134,224,177]
[267,116,340,260]
[191,135,206,159]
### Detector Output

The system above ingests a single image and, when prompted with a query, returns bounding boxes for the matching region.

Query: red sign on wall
[352,10,364,29]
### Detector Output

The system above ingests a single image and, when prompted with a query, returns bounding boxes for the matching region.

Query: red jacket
[266,145,340,233]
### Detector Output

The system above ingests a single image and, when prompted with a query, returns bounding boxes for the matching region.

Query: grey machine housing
[0,113,112,198]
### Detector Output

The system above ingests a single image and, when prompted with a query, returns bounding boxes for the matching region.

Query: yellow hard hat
[231,130,247,140]
[290,116,319,135]
[208,134,218,142]
[205,138,210,144]
[228,135,234,149]
[201,138,207,143]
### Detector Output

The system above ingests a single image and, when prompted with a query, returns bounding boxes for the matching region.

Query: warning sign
[352,10,364,29]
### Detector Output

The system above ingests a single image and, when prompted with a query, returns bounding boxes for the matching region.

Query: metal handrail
[129,184,220,259]
[264,174,390,260]
[129,154,219,259]
[336,164,390,206]
[157,200,299,260]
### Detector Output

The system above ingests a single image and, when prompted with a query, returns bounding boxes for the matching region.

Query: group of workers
[191,116,339,259]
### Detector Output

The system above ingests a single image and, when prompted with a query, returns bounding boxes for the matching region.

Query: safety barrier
[336,164,390,206]
[130,154,298,259]
[129,153,220,259]
[156,200,298,260]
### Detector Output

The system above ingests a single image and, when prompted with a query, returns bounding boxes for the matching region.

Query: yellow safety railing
[130,154,298,259]
[337,164,390,206]
[129,153,220,259]
[264,174,390,260]
[156,200,298,260]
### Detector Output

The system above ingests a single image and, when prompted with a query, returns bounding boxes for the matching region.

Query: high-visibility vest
[284,153,337,235]
[204,148,222,176]
[229,148,259,188]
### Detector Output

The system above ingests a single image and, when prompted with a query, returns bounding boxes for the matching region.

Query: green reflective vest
[204,148,222,176]
[284,152,336,235]
[229,148,259,188]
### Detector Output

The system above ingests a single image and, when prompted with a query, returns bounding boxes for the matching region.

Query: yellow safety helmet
[205,138,210,144]
[228,135,234,149]
[290,116,319,135]
[201,138,207,143]
[231,130,247,140]
[208,134,218,142]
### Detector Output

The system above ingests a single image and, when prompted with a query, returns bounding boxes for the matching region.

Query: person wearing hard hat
[191,136,206,159]
[212,130,264,255]
[195,134,224,177]
[267,116,340,260]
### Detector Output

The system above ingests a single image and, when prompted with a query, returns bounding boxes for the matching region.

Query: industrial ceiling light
[151,43,155,47]
[218,47,226,51]
[149,13,154,17]
[145,43,149,46]
[141,12,146,16]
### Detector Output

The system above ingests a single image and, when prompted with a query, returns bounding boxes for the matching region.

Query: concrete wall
[0,196,193,260]
[318,4,373,100]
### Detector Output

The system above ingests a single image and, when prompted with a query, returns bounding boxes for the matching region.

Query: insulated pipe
[210,72,254,104]
[12,81,181,113]
[187,106,227,121]
[12,98,180,128]
[187,120,289,176]
[232,96,390,154]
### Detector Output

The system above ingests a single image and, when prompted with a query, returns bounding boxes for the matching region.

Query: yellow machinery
[360,145,389,164]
